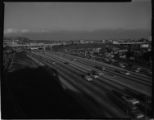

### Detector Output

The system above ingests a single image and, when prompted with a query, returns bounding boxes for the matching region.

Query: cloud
[4,28,31,34]
[4,28,18,34]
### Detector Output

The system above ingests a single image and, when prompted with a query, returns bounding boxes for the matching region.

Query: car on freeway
[81,74,93,81]
[122,96,140,105]
[136,102,152,117]
[92,74,99,79]
[52,62,56,64]
[97,71,104,76]
[90,70,100,78]
[135,67,141,73]
[72,58,77,61]
[131,109,145,119]
[110,90,140,110]
[107,90,136,113]
[84,75,93,81]
[119,63,126,68]
[125,71,130,75]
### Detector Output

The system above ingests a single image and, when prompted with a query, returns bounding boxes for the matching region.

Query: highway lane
[27,54,83,93]
[30,51,153,118]
[27,54,104,117]
[34,52,127,88]
[59,52,152,81]
[50,52,152,105]
[26,51,152,119]
[69,58,152,86]
[56,51,151,82]
[27,54,45,66]
[41,52,130,116]
[42,51,151,97]
[35,52,126,91]
[50,52,151,97]
[51,52,152,86]
[52,52,151,82]
[32,52,121,92]
[38,52,127,91]
[29,52,128,118]
[32,51,152,112]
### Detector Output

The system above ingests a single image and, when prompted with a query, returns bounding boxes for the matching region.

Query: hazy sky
[4,1,151,34]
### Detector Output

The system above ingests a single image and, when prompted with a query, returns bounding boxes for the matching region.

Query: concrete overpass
[113,41,150,45]
[6,43,62,50]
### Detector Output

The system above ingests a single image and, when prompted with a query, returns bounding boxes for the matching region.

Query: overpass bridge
[6,43,62,50]
[113,41,150,45]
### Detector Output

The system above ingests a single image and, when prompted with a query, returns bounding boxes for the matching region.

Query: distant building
[140,44,149,48]
[62,41,67,45]
[101,40,105,43]
[79,40,90,44]
[113,41,119,44]
[3,39,19,47]
[73,40,80,44]
[93,48,101,53]
[88,40,94,44]
[119,55,126,59]
[118,49,128,53]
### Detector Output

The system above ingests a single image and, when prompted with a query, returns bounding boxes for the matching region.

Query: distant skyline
[4,1,151,40]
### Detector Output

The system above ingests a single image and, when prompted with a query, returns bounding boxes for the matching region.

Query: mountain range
[4,29,151,41]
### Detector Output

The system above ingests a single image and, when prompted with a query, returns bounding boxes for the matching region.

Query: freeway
[27,51,152,119]
[55,52,152,85]
[35,53,132,91]
[54,52,152,88]
[56,51,152,82]
[40,51,151,97]
[69,58,152,86]
[33,52,125,91]
[28,52,129,118]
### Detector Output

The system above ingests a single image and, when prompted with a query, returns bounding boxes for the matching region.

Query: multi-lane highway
[26,50,152,119]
